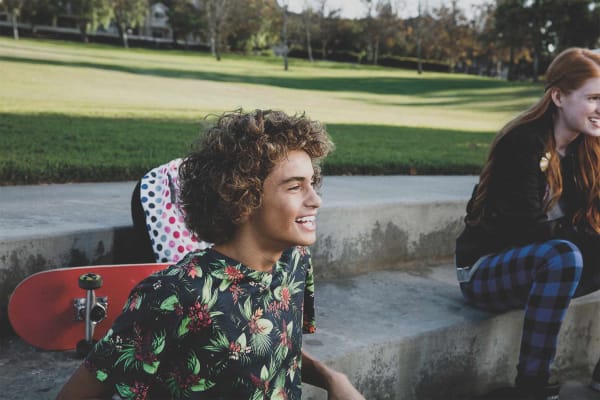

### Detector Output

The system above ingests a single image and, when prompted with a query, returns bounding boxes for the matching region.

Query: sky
[286,0,491,19]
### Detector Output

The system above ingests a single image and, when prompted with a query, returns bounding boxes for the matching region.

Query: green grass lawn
[0,37,543,184]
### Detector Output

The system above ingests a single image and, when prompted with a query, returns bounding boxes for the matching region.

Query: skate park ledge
[0,176,599,400]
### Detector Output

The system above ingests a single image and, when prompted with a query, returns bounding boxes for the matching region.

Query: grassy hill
[0,37,543,184]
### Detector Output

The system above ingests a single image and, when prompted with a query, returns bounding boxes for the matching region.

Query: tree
[227,0,280,53]
[21,0,64,32]
[432,0,469,72]
[2,0,28,39]
[166,0,203,48]
[491,0,600,81]
[301,1,315,62]
[544,0,600,51]
[313,0,340,60]
[68,0,111,43]
[204,0,233,60]
[366,0,398,65]
[109,0,149,48]
[494,0,532,80]
[415,6,422,73]
[281,2,288,70]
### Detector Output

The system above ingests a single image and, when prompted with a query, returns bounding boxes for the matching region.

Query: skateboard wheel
[78,273,103,290]
[90,303,107,323]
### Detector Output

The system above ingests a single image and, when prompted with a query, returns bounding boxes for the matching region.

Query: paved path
[0,176,478,241]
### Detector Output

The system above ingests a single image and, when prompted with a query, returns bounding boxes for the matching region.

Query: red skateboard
[8,263,169,356]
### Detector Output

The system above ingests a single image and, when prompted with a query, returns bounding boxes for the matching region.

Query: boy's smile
[246,149,322,252]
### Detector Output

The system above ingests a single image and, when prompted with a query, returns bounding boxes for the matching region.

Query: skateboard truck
[74,273,107,357]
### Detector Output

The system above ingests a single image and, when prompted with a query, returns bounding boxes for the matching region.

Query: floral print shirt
[85,246,316,400]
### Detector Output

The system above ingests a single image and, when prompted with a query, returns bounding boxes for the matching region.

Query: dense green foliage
[5,0,600,79]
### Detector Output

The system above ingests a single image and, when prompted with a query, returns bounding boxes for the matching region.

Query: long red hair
[468,48,600,233]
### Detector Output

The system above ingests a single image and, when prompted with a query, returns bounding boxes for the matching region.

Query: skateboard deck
[8,263,169,351]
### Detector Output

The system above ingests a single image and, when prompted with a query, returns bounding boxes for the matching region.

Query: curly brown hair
[179,109,334,245]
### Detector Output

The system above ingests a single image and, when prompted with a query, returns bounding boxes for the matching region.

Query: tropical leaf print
[187,352,216,392]
[181,261,203,279]
[201,275,220,309]
[164,352,216,398]
[190,378,216,392]
[123,290,144,312]
[270,371,288,400]
[270,387,287,400]
[240,297,253,321]
[204,330,230,352]
[228,333,252,362]
[292,250,301,271]
[85,247,313,399]
[115,381,150,400]
[115,328,165,375]
[177,302,209,336]
[160,295,180,311]
[274,320,293,364]
[250,330,272,357]
[251,390,264,400]
[96,369,108,382]
[142,333,166,373]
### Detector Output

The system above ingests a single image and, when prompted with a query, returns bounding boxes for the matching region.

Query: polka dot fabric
[139,158,210,263]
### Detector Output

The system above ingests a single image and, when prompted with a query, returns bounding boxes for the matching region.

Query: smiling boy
[57,110,364,400]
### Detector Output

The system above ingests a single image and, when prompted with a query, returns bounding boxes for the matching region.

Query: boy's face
[246,150,321,251]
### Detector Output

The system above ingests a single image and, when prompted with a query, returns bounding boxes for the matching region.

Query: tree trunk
[11,13,19,40]
[210,34,216,57]
[78,22,89,43]
[532,48,539,82]
[416,37,423,74]
[215,28,221,61]
[305,22,313,62]
[373,40,379,65]
[508,46,515,81]
[282,5,288,71]
[116,23,129,48]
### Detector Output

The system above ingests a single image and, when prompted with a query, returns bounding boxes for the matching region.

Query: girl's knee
[542,239,583,279]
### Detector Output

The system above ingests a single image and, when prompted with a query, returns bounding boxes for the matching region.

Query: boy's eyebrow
[279,176,310,185]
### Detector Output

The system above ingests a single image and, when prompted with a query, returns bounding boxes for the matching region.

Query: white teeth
[296,216,315,223]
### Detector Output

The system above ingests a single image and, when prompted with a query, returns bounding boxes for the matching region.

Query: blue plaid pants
[460,239,583,379]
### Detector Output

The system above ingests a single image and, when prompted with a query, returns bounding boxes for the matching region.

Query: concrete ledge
[0,176,477,336]
[1,264,599,400]
[301,265,600,399]
[2,178,599,399]
[312,201,465,279]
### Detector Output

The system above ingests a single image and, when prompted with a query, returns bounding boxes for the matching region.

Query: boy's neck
[214,236,283,273]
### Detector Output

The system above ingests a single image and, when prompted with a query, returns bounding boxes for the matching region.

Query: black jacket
[455,118,593,269]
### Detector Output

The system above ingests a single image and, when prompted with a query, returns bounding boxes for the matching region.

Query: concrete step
[2,176,599,399]
[1,264,599,400]
[0,176,477,336]
[302,264,600,399]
